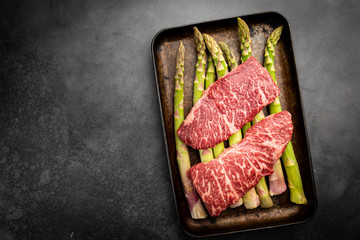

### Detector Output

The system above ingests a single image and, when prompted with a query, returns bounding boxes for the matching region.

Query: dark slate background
[0,0,359,239]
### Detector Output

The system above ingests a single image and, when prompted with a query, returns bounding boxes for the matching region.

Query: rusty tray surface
[152,12,317,236]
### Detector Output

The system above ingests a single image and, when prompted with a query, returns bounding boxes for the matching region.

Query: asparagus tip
[193,26,200,35]
[269,26,283,45]
[237,17,250,37]
[193,27,204,45]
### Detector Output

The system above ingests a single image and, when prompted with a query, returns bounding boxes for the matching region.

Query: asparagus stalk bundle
[265,26,307,204]
[193,27,214,163]
[173,41,208,219]
[218,42,243,208]
[203,34,228,158]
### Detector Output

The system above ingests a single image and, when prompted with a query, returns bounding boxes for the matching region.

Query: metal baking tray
[151,12,317,236]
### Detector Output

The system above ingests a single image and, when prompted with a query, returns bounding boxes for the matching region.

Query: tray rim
[151,10,317,237]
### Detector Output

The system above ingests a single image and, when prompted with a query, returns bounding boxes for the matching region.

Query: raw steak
[187,111,293,217]
[177,56,280,149]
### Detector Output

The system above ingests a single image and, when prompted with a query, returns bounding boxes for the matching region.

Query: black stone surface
[0,0,359,239]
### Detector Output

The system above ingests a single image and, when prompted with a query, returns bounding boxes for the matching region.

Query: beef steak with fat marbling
[177,57,280,150]
[187,111,293,217]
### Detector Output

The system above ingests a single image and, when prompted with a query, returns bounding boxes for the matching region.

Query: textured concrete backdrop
[0,0,359,239]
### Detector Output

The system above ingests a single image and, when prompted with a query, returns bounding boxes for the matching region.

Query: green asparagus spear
[262,26,287,198]
[193,27,214,163]
[236,18,261,209]
[203,34,228,158]
[237,18,253,139]
[265,26,307,204]
[264,27,291,196]
[193,27,206,105]
[174,41,208,218]
[237,18,252,64]
[266,26,284,115]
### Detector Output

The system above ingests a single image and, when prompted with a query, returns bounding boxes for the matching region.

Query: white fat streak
[219,159,240,202]
[258,84,268,104]
[237,150,263,188]
[209,167,227,205]
[197,166,219,205]
[230,151,252,188]
[222,116,238,134]
[219,90,239,134]
[224,146,256,190]
[257,139,278,149]
[243,100,251,121]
